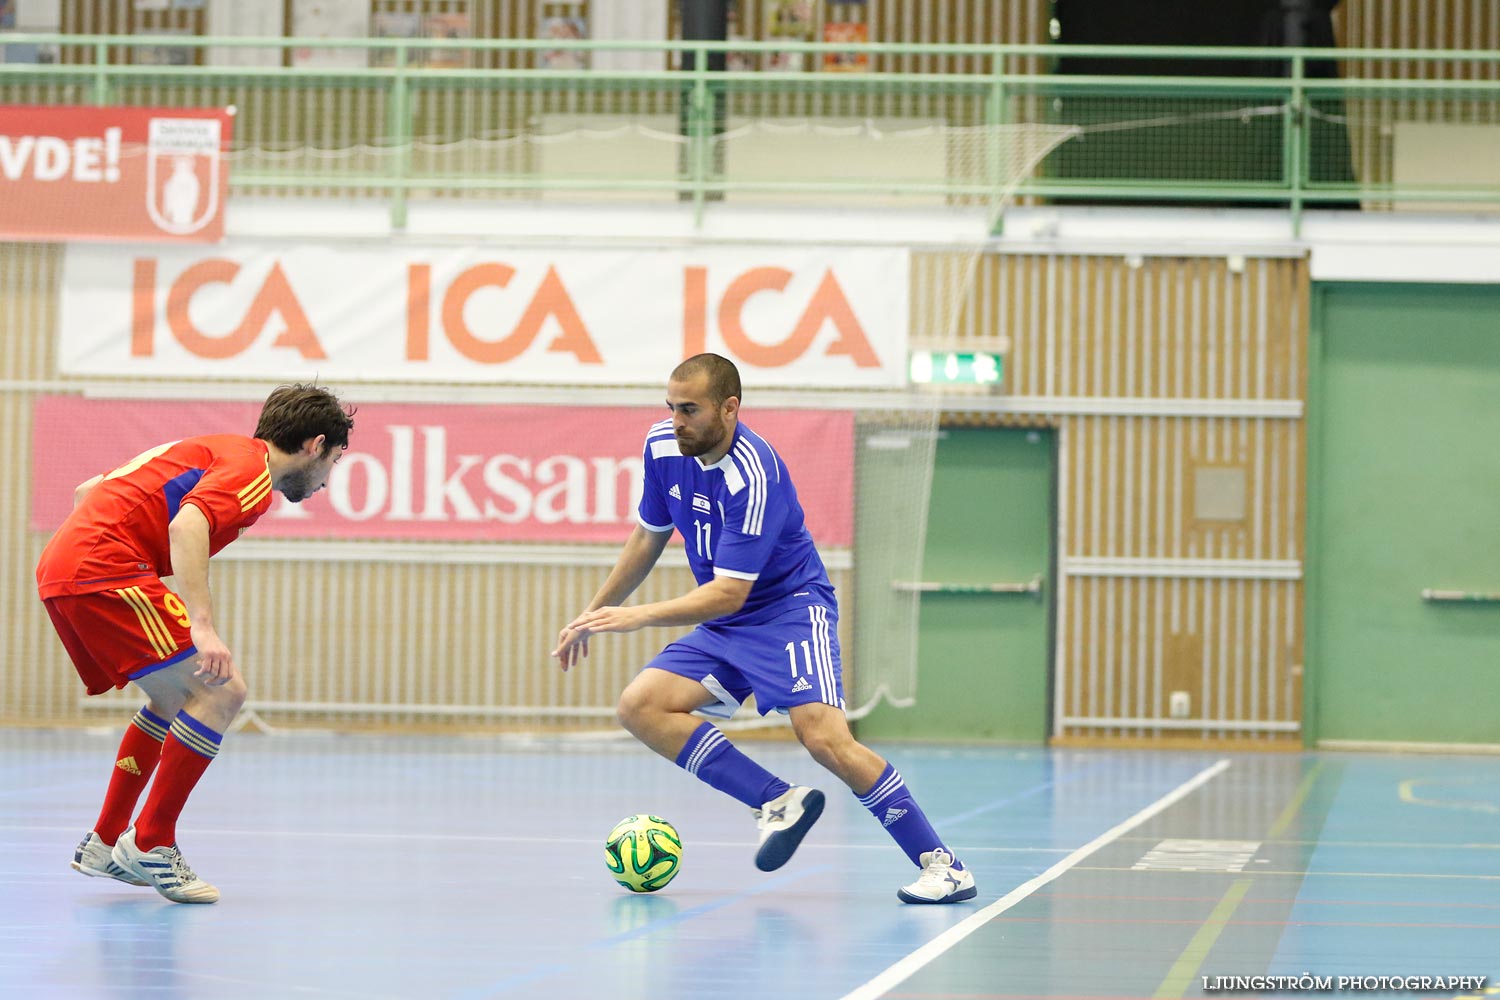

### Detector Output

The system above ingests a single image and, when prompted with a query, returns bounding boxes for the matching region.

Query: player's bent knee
[208,673,248,713]
[795,719,861,767]
[794,725,841,763]
[616,687,650,732]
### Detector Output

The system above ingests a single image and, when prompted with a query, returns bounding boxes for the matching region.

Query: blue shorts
[646,603,845,718]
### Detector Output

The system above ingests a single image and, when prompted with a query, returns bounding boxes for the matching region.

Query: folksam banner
[0,105,233,243]
[30,397,856,546]
[58,242,911,387]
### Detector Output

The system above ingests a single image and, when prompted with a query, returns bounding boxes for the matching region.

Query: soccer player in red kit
[37,384,355,904]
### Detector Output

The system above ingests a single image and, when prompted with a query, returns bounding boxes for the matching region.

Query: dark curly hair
[253,383,355,455]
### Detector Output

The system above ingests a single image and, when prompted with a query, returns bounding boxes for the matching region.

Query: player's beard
[676,415,726,457]
[278,466,316,503]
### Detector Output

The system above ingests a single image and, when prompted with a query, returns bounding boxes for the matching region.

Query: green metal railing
[4,34,1500,231]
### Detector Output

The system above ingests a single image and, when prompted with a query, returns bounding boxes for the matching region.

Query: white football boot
[110,827,220,904]
[753,786,825,871]
[897,849,977,904]
[70,831,148,886]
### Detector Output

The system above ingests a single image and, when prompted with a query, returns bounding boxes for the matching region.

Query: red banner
[31,398,856,546]
[0,105,233,243]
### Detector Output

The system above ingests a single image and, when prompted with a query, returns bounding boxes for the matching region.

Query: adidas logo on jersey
[882,806,908,827]
[668,484,682,500]
[790,677,812,693]
[115,756,141,775]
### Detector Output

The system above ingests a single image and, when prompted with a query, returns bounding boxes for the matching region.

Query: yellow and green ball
[604,814,682,893]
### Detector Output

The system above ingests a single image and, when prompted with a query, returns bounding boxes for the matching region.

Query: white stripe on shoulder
[742,426,783,482]
[649,439,681,459]
[720,460,745,494]
[731,439,768,536]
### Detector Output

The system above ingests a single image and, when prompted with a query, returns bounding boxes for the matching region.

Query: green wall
[1308,282,1500,745]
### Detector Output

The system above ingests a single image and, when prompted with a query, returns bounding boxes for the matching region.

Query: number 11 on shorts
[784,640,813,677]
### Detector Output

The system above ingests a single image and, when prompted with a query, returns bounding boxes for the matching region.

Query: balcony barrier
[4,35,1499,230]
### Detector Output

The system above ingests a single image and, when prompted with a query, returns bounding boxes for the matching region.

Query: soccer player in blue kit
[552,353,976,903]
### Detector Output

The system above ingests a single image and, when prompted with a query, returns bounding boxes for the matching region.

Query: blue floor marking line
[449,864,833,1000]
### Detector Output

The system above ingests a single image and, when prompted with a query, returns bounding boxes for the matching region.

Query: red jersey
[37,435,273,598]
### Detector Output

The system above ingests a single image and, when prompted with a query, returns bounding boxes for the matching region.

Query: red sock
[133,712,222,851]
[93,708,169,845]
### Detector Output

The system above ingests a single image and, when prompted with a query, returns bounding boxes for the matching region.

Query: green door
[858,427,1054,742]
[1310,283,1500,745]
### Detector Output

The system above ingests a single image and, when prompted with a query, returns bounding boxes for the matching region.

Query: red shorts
[43,581,198,695]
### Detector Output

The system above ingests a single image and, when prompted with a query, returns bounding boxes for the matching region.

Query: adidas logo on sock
[882,806,908,827]
[790,676,812,693]
[668,484,682,499]
[115,756,141,775]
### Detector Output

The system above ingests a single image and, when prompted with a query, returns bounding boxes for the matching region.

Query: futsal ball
[604,814,682,893]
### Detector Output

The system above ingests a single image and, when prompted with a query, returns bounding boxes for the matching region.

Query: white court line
[839,758,1233,1000]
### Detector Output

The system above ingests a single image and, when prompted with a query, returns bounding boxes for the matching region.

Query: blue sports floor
[1,728,1497,1000]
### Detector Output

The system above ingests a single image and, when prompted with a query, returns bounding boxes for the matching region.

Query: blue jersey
[638,418,835,626]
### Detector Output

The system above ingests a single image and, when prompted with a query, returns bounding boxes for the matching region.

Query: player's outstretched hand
[551,624,591,672]
[189,624,238,686]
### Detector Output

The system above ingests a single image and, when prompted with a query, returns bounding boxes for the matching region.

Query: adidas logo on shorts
[882,806,908,827]
[668,484,682,499]
[790,677,812,693]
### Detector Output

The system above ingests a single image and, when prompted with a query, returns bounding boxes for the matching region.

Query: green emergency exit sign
[908,350,1004,386]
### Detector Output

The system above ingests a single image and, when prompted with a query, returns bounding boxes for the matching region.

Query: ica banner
[0,105,233,243]
[31,397,855,546]
[59,242,911,387]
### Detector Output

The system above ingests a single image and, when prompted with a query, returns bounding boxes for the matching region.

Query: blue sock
[675,722,790,809]
[857,763,963,870]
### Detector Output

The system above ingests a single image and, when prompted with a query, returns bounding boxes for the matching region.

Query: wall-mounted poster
[424,12,470,69]
[764,50,804,72]
[764,0,812,71]
[822,22,869,72]
[764,0,813,39]
[1,0,62,66]
[0,41,60,63]
[290,0,368,70]
[370,11,421,67]
[540,15,587,71]
[133,29,194,66]
[726,35,754,73]
[723,0,754,71]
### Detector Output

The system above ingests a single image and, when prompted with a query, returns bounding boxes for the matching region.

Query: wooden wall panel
[913,250,1308,746]
[1335,0,1500,57]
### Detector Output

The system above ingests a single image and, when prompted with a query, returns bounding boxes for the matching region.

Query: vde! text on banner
[0,105,234,242]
